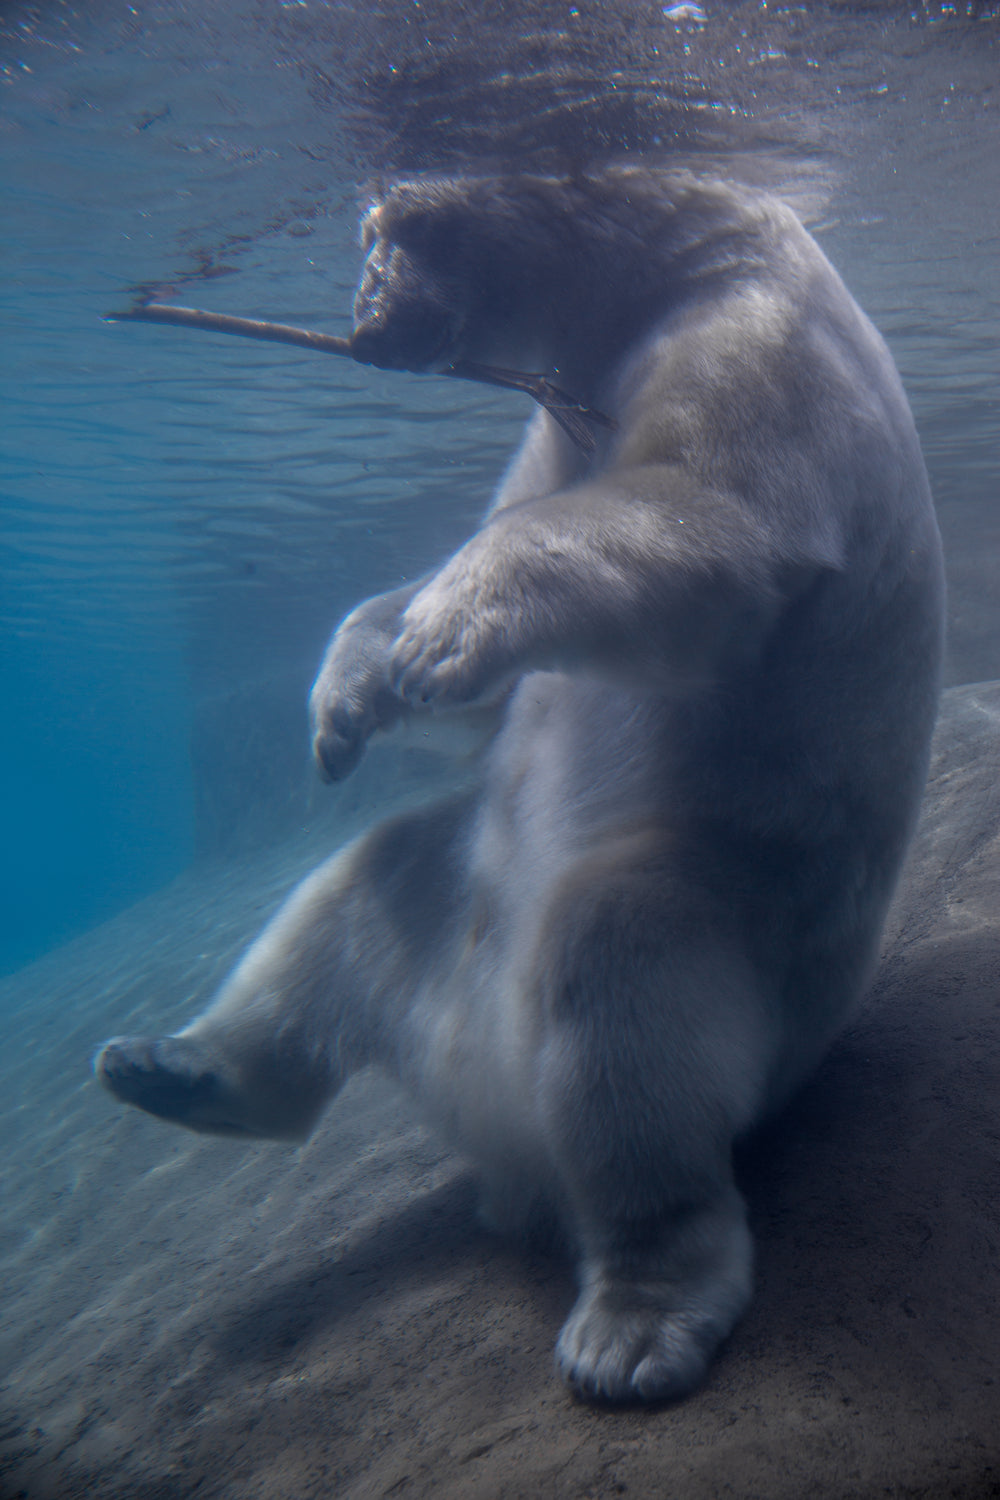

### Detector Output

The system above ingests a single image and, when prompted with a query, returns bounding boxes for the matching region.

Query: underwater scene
[1,1,999,1495]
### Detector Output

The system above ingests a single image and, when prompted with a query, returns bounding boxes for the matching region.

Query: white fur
[96,167,944,1404]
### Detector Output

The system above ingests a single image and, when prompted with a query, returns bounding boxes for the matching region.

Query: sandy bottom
[1,688,999,1500]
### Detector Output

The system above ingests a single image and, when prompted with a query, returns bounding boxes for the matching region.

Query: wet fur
[97,166,944,1403]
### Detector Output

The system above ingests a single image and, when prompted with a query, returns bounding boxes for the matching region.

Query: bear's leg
[96,792,478,1141]
[538,863,770,1403]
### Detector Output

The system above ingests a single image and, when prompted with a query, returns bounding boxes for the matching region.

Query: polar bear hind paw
[555,1278,735,1405]
[94,1035,243,1133]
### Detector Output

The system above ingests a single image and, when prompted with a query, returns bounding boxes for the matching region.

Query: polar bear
[96,166,944,1404]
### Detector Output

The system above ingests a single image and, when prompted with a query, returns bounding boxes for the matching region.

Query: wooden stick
[106,303,354,357]
[104,302,616,455]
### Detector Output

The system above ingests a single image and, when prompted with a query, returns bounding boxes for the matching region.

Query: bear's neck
[496,177,781,401]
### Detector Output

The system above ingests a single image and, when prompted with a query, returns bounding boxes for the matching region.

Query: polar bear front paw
[310,687,379,782]
[310,610,407,781]
[390,601,494,706]
[390,567,522,707]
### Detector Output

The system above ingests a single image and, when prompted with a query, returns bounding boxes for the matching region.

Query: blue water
[1,0,998,981]
[1,0,523,972]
